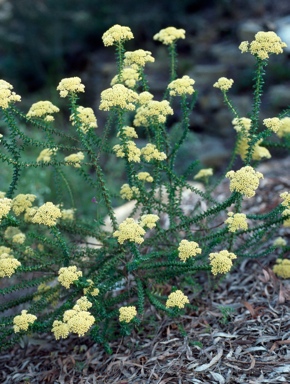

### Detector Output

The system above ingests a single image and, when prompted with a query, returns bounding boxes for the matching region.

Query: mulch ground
[1,158,290,384]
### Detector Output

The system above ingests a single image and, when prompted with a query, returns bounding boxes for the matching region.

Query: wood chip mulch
[1,157,290,384]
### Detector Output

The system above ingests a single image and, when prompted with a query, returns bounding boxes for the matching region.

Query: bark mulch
[1,158,290,383]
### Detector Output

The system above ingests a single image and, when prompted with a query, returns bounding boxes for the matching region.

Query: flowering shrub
[0,26,290,352]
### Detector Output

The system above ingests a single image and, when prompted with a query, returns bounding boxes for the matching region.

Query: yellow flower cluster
[178,239,202,262]
[263,117,281,133]
[226,166,263,198]
[273,259,290,279]
[52,297,95,339]
[140,214,159,229]
[0,197,12,221]
[4,226,20,239]
[276,117,290,138]
[134,100,173,126]
[273,237,287,247]
[239,31,287,60]
[113,141,141,162]
[71,106,98,133]
[166,290,189,309]
[209,250,237,275]
[31,202,62,227]
[117,126,138,138]
[124,50,155,69]
[83,279,99,296]
[232,118,271,161]
[0,249,21,277]
[57,77,85,98]
[232,117,251,132]
[119,306,137,323]
[111,67,140,88]
[225,212,248,232]
[13,310,37,333]
[120,183,140,200]
[153,27,185,45]
[113,218,146,244]
[141,143,167,162]
[58,266,83,289]
[194,168,213,181]
[13,233,26,244]
[138,91,154,105]
[213,77,234,92]
[37,148,57,163]
[168,76,195,96]
[64,152,85,168]
[61,208,75,221]
[0,80,21,109]
[280,192,290,226]
[137,172,153,182]
[99,84,138,111]
[102,24,134,46]
[12,194,37,216]
[26,100,59,122]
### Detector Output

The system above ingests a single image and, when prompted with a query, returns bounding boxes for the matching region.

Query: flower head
[263,117,281,133]
[276,117,290,138]
[102,24,133,46]
[32,202,62,226]
[133,100,173,126]
[0,197,12,221]
[111,67,140,88]
[113,141,141,162]
[194,168,213,181]
[37,148,57,163]
[0,253,21,277]
[153,27,185,45]
[138,91,154,105]
[225,212,248,232]
[213,77,234,92]
[83,279,99,296]
[226,166,263,198]
[12,194,37,216]
[57,77,85,98]
[120,183,140,200]
[51,320,70,340]
[58,266,83,289]
[166,290,189,309]
[273,258,290,279]
[141,143,167,162]
[27,101,59,122]
[209,250,237,275]
[99,84,138,111]
[168,76,195,96]
[61,208,75,221]
[140,214,159,229]
[232,117,252,133]
[124,49,155,69]
[117,126,138,138]
[64,152,85,168]
[137,172,153,182]
[273,237,287,247]
[119,306,137,323]
[113,218,145,244]
[239,31,287,60]
[178,239,202,262]
[0,80,21,109]
[70,106,97,133]
[13,310,37,333]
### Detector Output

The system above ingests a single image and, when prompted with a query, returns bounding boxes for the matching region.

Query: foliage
[0,26,290,351]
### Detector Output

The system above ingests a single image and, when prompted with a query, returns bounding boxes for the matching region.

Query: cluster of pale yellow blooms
[0,246,21,278]
[209,250,237,276]
[226,166,263,198]
[239,31,287,60]
[280,192,290,227]
[27,100,59,122]
[273,259,290,279]
[0,79,21,109]
[225,212,248,233]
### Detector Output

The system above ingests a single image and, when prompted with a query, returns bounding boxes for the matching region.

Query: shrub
[0,26,289,352]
